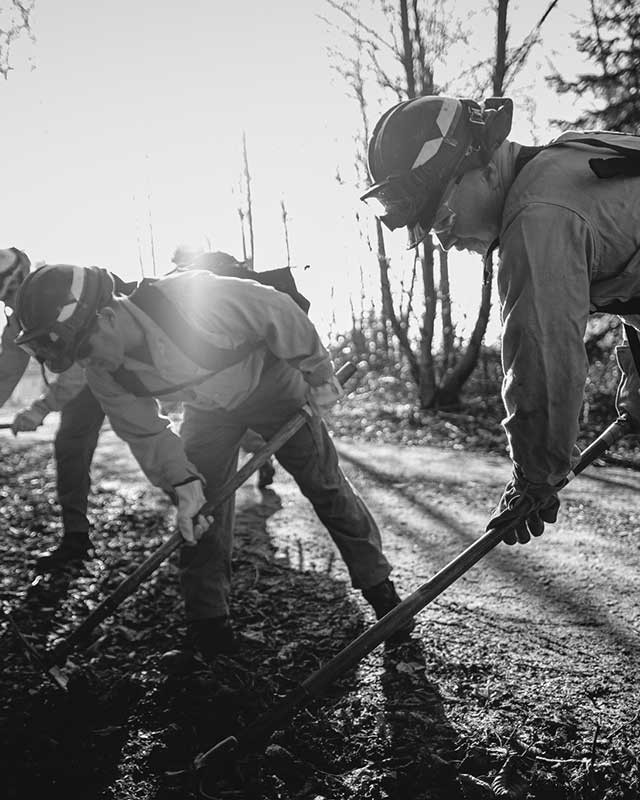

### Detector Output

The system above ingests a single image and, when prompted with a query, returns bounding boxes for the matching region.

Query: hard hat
[14,264,114,373]
[190,251,244,274]
[171,243,205,268]
[361,96,513,248]
[0,248,31,302]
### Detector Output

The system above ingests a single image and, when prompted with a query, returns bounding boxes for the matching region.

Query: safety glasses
[360,165,434,232]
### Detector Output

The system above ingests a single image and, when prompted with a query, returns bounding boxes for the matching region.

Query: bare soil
[1,406,639,800]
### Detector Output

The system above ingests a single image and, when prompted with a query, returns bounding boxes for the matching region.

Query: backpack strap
[110,278,262,397]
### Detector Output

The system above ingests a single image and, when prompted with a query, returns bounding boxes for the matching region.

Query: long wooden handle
[48,362,357,666]
[194,414,633,769]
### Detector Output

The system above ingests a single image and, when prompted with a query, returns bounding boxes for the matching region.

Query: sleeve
[204,279,335,384]
[0,316,31,408]
[498,204,593,485]
[26,363,87,416]
[86,369,202,491]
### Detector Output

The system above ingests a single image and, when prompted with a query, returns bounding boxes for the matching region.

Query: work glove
[305,375,344,418]
[11,402,48,435]
[615,345,640,432]
[173,477,212,545]
[487,467,563,545]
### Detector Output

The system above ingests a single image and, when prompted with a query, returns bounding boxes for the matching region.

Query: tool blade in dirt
[192,413,632,775]
[6,613,68,691]
[46,361,358,668]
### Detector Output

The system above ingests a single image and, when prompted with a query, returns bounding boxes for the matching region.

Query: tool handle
[194,412,633,767]
[0,422,13,430]
[48,361,357,666]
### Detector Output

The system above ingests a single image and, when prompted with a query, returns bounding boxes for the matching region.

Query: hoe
[8,362,358,690]
[187,412,633,785]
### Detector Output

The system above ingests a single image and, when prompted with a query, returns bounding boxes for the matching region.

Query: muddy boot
[36,532,93,572]
[258,457,276,489]
[186,616,237,661]
[361,578,415,644]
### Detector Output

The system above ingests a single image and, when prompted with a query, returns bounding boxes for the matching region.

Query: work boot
[186,616,237,661]
[35,532,93,572]
[258,457,276,489]
[362,578,415,644]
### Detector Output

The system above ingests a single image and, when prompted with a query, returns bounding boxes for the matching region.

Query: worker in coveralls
[0,248,125,570]
[361,95,640,543]
[13,265,413,657]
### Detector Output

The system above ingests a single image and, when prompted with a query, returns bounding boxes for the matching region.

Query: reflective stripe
[411,97,459,169]
[58,266,85,322]
[412,137,442,168]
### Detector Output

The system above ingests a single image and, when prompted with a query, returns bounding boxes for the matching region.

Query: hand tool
[192,413,634,778]
[33,362,357,679]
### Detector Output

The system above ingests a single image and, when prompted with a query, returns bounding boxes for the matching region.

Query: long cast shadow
[337,449,640,660]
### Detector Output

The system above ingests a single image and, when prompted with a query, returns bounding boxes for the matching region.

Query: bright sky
[1,0,593,340]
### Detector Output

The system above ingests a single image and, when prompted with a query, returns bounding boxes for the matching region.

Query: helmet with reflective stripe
[14,264,114,373]
[0,248,31,302]
[361,95,513,248]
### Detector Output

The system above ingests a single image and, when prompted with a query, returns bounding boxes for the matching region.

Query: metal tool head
[6,613,69,691]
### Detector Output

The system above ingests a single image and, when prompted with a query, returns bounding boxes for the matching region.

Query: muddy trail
[1,415,640,800]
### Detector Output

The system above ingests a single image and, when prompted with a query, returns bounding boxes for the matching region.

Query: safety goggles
[360,166,433,232]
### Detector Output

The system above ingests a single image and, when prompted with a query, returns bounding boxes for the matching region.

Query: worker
[361,95,640,544]
[14,264,413,657]
[0,248,106,570]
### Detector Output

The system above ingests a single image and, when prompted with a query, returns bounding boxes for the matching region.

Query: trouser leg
[236,361,392,590]
[179,406,245,621]
[54,386,105,536]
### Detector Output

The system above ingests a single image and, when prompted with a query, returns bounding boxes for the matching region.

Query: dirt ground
[1,411,640,800]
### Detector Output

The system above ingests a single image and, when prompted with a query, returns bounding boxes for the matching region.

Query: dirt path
[2,418,640,798]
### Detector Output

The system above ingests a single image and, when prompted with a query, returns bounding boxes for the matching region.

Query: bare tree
[325,0,561,408]
[0,0,33,78]
[241,131,255,269]
[280,198,291,267]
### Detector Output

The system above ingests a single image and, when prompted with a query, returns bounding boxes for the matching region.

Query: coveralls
[0,313,105,535]
[85,270,392,621]
[495,132,640,487]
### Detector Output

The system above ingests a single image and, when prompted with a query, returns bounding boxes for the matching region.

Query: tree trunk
[376,219,421,382]
[418,242,437,408]
[437,256,494,407]
[439,247,454,372]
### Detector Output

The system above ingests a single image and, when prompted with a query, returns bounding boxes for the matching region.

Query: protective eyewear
[360,167,432,232]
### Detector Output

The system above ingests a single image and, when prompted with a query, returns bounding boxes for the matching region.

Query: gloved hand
[305,375,344,417]
[487,467,563,545]
[615,345,640,431]
[173,477,212,545]
[11,403,48,435]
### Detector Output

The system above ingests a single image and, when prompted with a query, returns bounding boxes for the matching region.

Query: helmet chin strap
[38,360,50,388]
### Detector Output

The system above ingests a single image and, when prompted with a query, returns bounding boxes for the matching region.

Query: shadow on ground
[1,440,465,800]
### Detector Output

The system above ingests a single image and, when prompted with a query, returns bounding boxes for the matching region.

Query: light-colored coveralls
[495,132,640,487]
[85,270,392,621]
[0,313,105,534]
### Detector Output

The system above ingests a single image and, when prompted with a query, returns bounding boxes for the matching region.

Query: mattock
[189,414,634,792]
[9,362,358,691]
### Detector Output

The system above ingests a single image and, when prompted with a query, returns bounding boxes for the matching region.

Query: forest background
[1,0,639,436]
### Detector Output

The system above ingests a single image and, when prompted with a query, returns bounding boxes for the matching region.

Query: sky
[1,0,594,340]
